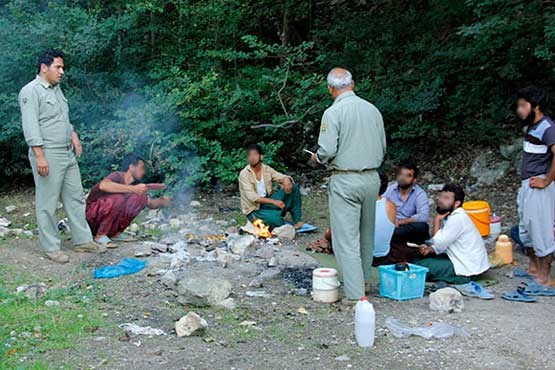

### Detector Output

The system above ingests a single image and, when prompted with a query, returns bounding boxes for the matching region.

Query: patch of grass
[0,265,109,369]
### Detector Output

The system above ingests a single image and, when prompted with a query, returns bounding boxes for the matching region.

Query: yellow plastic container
[495,234,513,265]
[462,200,491,237]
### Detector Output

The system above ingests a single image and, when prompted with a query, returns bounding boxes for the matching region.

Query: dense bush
[1,0,554,190]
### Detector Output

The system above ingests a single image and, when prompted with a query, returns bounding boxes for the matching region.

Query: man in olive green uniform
[312,68,386,299]
[18,49,105,263]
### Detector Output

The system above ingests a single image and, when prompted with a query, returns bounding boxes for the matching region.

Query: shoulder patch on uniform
[321,122,327,133]
[22,97,28,104]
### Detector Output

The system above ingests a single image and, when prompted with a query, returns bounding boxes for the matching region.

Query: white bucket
[312,268,340,303]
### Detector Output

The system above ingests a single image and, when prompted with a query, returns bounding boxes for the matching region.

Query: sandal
[501,284,537,302]
[523,281,555,296]
[95,235,118,249]
[112,232,136,242]
[454,281,495,300]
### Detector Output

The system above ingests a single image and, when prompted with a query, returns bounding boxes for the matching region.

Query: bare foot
[294,222,305,229]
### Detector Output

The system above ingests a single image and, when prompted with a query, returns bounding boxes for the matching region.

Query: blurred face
[517,98,537,126]
[436,191,459,215]
[397,168,416,189]
[247,150,262,167]
[41,57,64,86]
[130,160,146,181]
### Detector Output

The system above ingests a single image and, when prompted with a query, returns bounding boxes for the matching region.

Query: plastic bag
[385,317,470,339]
[94,258,147,279]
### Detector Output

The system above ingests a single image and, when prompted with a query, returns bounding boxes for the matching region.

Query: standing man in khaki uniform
[18,49,105,263]
[312,68,386,300]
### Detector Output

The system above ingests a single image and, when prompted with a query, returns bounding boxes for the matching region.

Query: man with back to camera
[311,67,387,300]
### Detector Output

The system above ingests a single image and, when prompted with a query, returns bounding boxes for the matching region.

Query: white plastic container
[312,268,340,303]
[355,297,375,347]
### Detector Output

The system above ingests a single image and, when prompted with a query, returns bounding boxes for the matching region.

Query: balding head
[326,67,354,99]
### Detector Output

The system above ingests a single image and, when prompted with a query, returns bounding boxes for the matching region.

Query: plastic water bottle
[355,296,375,347]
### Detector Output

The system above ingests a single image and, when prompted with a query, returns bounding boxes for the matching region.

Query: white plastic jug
[355,297,375,347]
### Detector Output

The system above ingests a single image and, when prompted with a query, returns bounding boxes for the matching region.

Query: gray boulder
[177,276,232,306]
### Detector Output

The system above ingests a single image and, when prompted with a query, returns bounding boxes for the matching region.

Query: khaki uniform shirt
[19,75,73,148]
[239,163,291,215]
[316,91,386,171]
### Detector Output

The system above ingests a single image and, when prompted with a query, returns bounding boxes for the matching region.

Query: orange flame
[253,219,272,238]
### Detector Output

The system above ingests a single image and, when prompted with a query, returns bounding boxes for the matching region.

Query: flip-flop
[95,235,118,249]
[501,285,537,302]
[454,281,495,300]
[512,269,535,279]
[111,232,136,242]
[523,281,555,296]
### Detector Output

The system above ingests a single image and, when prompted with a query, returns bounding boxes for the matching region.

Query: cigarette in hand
[303,149,315,156]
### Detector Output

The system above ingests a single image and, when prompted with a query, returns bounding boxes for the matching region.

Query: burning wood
[253,219,272,238]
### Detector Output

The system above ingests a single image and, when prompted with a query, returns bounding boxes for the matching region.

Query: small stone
[227,234,256,256]
[44,300,60,307]
[10,228,24,236]
[335,354,350,362]
[272,224,295,241]
[5,205,17,213]
[430,287,464,313]
[0,217,12,227]
[254,245,274,259]
[190,200,201,208]
[17,283,47,300]
[427,184,445,192]
[161,271,178,289]
[215,297,236,310]
[169,218,182,228]
[215,248,234,268]
[175,312,208,337]
[0,226,10,238]
[267,257,278,267]
[248,278,263,288]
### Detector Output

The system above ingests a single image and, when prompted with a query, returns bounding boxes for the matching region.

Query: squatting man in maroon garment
[86,153,170,247]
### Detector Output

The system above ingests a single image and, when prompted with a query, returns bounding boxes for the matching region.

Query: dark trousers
[388,222,430,263]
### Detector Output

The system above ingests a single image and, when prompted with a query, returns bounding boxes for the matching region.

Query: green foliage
[1,0,555,188]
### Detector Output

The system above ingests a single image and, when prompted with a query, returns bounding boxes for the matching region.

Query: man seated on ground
[309,172,397,265]
[383,162,430,262]
[86,153,170,247]
[239,143,303,229]
[417,184,489,284]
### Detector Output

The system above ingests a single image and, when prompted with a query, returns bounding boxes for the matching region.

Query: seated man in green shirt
[238,144,303,229]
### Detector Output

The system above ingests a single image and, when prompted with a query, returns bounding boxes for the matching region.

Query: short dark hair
[379,171,388,196]
[441,183,465,205]
[121,153,144,171]
[399,161,419,178]
[517,86,549,113]
[246,143,263,155]
[37,49,64,74]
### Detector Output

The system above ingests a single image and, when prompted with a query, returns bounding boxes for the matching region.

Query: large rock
[175,312,207,337]
[275,249,318,269]
[272,224,295,241]
[429,287,464,313]
[470,151,511,186]
[227,234,256,256]
[177,276,232,306]
[500,138,523,160]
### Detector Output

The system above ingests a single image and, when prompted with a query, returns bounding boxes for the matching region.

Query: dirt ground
[1,180,555,370]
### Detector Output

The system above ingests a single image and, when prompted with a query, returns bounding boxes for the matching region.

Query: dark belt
[331,168,376,176]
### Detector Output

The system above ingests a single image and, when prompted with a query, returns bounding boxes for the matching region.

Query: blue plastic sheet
[93,258,147,279]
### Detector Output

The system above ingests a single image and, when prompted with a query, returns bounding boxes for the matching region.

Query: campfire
[253,219,272,238]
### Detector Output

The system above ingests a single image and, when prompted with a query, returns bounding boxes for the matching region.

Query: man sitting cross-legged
[239,143,303,229]
[86,153,170,247]
[383,162,431,262]
[416,184,490,284]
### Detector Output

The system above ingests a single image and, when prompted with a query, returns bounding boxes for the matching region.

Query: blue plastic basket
[378,263,429,301]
